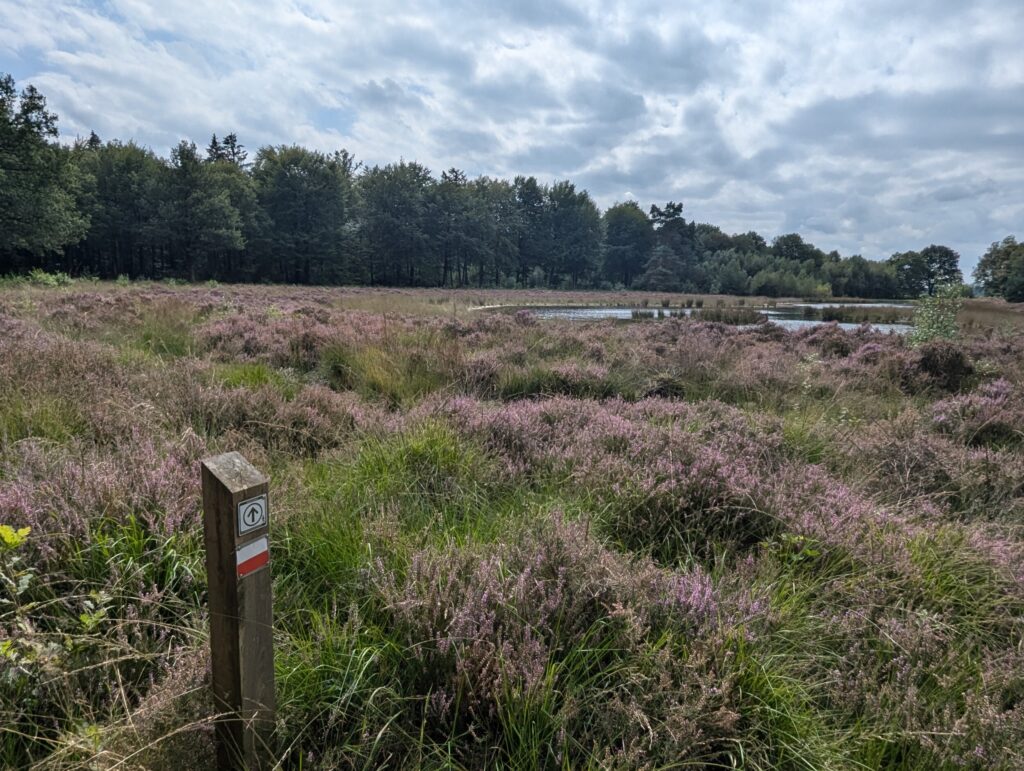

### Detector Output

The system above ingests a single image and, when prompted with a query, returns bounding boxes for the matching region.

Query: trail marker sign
[238,494,268,535]
[236,536,270,578]
[201,452,276,770]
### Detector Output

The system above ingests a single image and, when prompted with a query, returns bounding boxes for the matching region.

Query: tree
[888,246,962,297]
[772,233,826,270]
[548,180,601,288]
[253,146,356,283]
[477,177,521,286]
[435,168,474,286]
[358,160,436,285]
[697,224,733,255]
[919,244,962,295]
[974,236,1024,297]
[0,74,88,269]
[1004,260,1024,303]
[206,133,247,166]
[888,251,928,297]
[707,251,749,294]
[602,201,652,287]
[731,231,767,253]
[650,201,697,271]
[162,140,244,281]
[909,282,966,345]
[206,134,225,163]
[513,176,551,286]
[635,245,686,291]
[0,74,988,295]
[222,133,247,167]
[68,139,166,277]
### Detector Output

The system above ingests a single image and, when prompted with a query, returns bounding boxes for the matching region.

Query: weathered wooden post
[201,452,276,770]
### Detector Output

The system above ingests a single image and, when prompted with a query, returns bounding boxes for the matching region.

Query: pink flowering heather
[932,378,1024,446]
[369,513,739,762]
[5,284,1024,768]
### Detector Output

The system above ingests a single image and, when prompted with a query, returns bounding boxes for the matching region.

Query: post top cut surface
[202,452,267,493]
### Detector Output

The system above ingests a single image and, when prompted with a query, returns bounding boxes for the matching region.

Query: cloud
[1,0,1022,273]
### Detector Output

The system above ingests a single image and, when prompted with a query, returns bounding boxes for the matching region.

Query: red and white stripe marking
[236,536,269,577]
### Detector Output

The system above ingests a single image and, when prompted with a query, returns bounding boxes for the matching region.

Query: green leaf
[0,525,31,548]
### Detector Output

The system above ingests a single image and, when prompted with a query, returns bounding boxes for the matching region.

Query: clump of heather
[196,310,339,370]
[370,514,740,766]
[797,321,858,358]
[840,410,1024,522]
[0,434,202,558]
[0,435,206,767]
[932,378,1024,447]
[909,339,975,392]
[183,380,377,454]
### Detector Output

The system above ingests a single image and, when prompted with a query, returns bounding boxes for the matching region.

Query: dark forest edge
[3,73,1022,299]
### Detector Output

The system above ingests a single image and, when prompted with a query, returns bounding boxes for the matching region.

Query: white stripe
[236,537,269,565]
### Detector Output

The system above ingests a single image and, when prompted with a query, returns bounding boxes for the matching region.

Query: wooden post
[202,452,276,770]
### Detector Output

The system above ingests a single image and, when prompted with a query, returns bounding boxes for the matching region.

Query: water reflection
[521,304,914,334]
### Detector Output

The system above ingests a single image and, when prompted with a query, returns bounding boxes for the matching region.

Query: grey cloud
[376,22,475,78]
[432,125,497,156]
[592,24,724,93]
[510,140,592,176]
[4,0,1024,273]
[568,80,646,126]
[460,72,562,121]
[777,87,1024,160]
[928,179,997,203]
[352,78,426,111]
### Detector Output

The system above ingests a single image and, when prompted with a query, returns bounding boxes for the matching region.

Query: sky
[2,1,1022,275]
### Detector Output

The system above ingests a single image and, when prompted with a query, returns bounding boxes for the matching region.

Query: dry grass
[959,298,1024,332]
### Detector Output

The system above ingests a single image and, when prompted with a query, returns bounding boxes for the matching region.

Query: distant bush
[910,283,965,345]
[27,268,74,287]
[691,306,765,325]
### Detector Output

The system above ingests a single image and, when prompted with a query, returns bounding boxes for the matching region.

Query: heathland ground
[2,282,1024,769]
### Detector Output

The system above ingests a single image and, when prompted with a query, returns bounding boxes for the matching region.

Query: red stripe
[237,550,269,577]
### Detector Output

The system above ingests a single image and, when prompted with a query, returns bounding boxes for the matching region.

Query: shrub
[910,283,965,345]
[27,269,74,287]
[912,340,974,392]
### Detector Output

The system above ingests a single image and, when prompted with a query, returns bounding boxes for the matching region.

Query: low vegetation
[3,283,1024,769]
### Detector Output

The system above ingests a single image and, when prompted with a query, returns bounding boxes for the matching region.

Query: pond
[519,303,915,334]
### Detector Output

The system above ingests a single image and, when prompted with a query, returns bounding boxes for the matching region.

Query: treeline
[0,73,991,297]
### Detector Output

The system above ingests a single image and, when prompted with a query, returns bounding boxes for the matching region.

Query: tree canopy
[1,73,999,299]
[974,237,1024,300]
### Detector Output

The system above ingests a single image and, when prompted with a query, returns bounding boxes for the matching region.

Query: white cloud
[1,0,1022,272]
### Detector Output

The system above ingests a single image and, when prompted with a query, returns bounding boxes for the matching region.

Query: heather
[3,285,1024,769]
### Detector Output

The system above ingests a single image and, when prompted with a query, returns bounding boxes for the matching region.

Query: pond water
[521,303,914,334]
